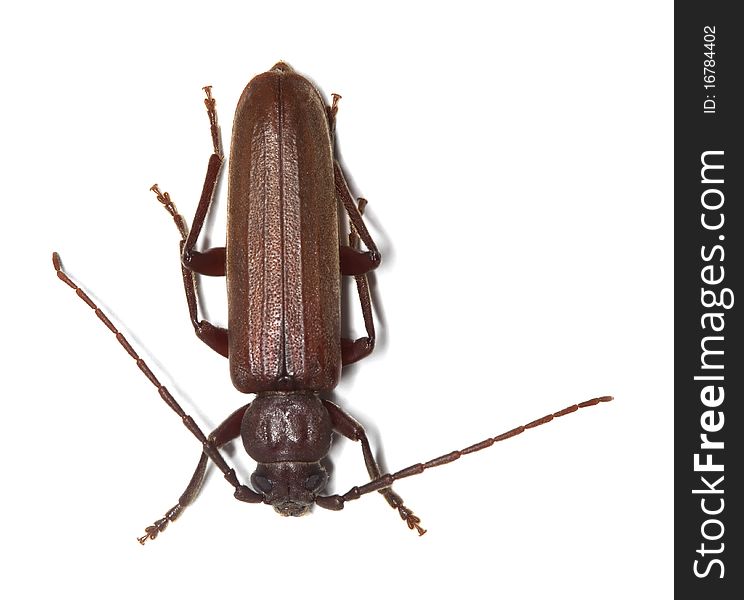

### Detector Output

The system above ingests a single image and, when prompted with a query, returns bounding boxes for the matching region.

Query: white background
[2,2,671,598]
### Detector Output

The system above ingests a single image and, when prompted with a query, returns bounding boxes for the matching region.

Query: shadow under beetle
[53,62,612,543]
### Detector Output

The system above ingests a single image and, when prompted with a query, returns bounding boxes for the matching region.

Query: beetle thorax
[241,391,333,463]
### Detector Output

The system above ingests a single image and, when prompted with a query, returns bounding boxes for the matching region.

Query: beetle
[53,62,612,543]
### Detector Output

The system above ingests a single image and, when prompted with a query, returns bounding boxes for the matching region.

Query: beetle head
[251,461,329,516]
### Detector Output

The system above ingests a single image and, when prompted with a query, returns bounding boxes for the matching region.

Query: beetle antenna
[317,396,613,512]
[51,252,262,544]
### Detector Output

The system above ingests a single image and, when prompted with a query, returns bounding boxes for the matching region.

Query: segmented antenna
[51,252,261,544]
[316,396,613,508]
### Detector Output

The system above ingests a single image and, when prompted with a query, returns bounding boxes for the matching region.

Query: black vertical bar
[675,4,742,597]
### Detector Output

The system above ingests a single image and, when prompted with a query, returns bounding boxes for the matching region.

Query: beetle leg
[151,183,229,357]
[181,150,226,277]
[181,86,226,275]
[339,245,380,276]
[150,86,229,357]
[138,404,254,544]
[340,197,377,366]
[334,161,381,264]
[322,400,426,535]
[340,264,374,365]
[341,336,374,365]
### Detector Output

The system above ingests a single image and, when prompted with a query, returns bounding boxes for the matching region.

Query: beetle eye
[252,475,274,493]
[304,473,325,491]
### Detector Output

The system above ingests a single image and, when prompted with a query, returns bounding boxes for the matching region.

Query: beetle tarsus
[331,93,341,112]
[398,505,427,536]
[203,85,216,117]
[202,85,222,156]
[137,529,156,545]
[138,509,177,545]
[150,184,189,240]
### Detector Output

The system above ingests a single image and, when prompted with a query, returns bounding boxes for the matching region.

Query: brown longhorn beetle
[53,62,612,543]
